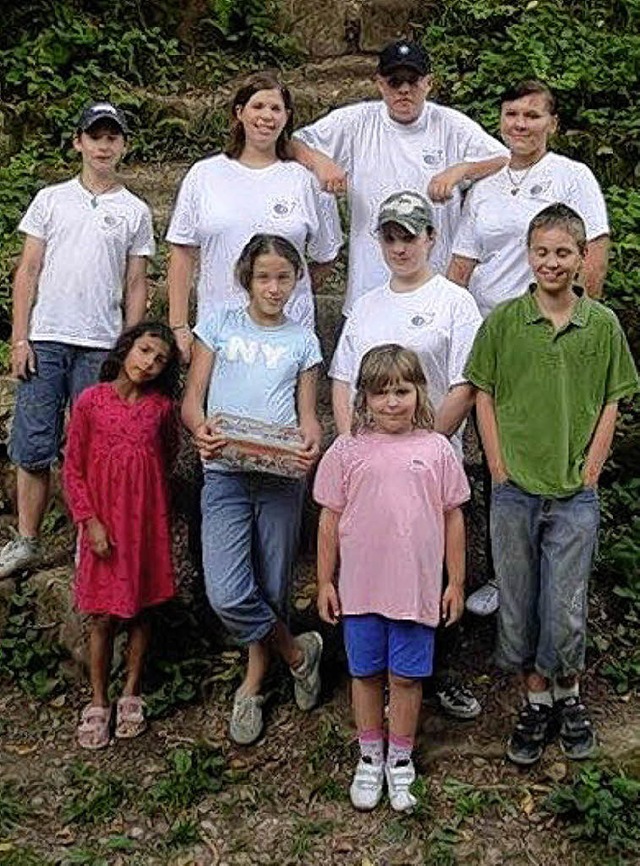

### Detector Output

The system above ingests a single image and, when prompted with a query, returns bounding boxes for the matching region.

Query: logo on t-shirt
[410,313,434,327]
[272,199,296,218]
[422,148,443,167]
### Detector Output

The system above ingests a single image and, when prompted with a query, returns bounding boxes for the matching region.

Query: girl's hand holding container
[194,417,228,461]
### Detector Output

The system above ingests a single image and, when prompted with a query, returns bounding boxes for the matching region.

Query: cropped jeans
[201,469,305,645]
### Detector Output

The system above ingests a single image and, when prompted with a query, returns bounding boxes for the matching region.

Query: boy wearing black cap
[1,102,154,578]
[292,40,507,319]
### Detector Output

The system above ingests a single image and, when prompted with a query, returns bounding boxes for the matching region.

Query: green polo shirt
[464,288,639,497]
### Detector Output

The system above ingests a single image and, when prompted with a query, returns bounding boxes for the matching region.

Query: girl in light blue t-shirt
[182,234,324,745]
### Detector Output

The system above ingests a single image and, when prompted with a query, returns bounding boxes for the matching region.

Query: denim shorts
[9,341,108,471]
[491,481,600,679]
[201,469,305,644]
[343,613,436,678]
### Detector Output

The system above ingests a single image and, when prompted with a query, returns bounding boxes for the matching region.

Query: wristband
[171,324,191,332]
[12,340,28,347]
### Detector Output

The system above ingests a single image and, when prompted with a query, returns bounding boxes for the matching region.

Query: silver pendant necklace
[505,163,537,196]
[79,176,120,207]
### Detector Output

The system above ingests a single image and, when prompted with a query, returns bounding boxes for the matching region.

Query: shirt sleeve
[294,105,362,177]
[300,328,323,371]
[451,187,483,260]
[463,316,498,394]
[165,164,200,245]
[62,392,98,523]
[604,315,639,403]
[193,308,223,353]
[451,110,508,163]
[565,162,609,241]
[305,176,343,264]
[18,189,50,240]
[329,314,359,383]
[313,438,348,512]
[439,437,471,510]
[448,291,483,387]
[129,203,156,257]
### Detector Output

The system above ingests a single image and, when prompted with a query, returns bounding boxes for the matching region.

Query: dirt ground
[2,569,638,866]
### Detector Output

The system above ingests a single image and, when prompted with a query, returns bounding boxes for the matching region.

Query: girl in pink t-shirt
[314,344,469,812]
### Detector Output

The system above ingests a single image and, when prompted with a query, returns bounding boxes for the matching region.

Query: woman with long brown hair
[167,71,342,362]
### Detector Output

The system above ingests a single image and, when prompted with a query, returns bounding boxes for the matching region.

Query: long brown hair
[225,71,294,161]
[351,344,435,434]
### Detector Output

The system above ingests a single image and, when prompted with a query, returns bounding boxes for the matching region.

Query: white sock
[527,689,553,708]
[553,680,579,702]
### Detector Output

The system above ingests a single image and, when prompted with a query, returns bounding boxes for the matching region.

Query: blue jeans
[491,481,600,679]
[9,341,108,470]
[201,469,305,644]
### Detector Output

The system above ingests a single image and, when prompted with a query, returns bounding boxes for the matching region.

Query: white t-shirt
[166,154,343,330]
[19,178,155,349]
[330,274,482,451]
[296,101,507,315]
[452,151,609,318]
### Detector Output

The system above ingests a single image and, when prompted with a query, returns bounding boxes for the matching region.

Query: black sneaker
[555,696,597,760]
[435,679,481,720]
[506,702,553,766]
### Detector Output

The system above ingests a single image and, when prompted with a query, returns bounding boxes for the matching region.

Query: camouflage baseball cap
[376,191,435,235]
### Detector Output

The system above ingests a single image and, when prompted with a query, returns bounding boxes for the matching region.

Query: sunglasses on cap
[384,70,423,89]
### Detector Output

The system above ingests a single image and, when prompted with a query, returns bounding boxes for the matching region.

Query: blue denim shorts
[491,481,600,679]
[9,341,108,470]
[343,613,435,678]
[201,469,305,645]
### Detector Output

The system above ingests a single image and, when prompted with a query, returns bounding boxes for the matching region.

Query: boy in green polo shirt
[464,203,638,766]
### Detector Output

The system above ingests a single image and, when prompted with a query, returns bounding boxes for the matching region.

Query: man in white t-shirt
[291,40,508,316]
[0,102,155,578]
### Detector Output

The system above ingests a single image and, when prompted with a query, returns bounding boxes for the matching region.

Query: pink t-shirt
[313,430,470,627]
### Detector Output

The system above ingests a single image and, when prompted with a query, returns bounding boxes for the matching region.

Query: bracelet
[12,340,28,347]
[171,324,191,332]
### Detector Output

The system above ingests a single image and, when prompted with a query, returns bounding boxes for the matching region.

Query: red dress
[63,383,177,618]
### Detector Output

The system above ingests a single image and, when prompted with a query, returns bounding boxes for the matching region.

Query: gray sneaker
[466,581,499,616]
[291,631,323,711]
[229,691,264,745]
[0,535,40,579]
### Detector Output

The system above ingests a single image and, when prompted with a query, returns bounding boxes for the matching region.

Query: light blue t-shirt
[194,306,323,426]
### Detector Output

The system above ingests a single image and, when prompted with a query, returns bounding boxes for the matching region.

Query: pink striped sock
[387,733,414,767]
[358,728,384,765]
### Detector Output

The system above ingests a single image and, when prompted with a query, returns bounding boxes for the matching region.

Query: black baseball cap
[377,41,430,77]
[77,102,130,135]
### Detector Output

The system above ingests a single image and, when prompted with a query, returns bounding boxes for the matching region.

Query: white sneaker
[229,691,264,745]
[385,759,418,812]
[465,581,499,616]
[349,758,384,810]
[0,535,40,579]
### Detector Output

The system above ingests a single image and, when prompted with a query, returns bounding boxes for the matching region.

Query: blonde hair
[351,344,435,434]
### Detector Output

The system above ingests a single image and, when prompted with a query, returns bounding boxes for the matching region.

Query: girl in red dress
[63,322,180,749]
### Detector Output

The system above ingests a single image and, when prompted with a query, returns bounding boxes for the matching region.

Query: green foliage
[62,762,131,825]
[0,781,28,836]
[146,745,226,811]
[0,583,67,697]
[203,0,301,65]
[546,764,640,855]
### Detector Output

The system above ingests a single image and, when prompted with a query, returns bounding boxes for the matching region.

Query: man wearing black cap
[292,40,507,320]
[0,102,154,578]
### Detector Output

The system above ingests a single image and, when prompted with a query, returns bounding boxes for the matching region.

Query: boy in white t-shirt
[291,40,508,316]
[0,102,155,578]
[331,191,483,721]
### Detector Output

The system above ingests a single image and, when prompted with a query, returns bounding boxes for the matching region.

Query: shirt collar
[524,284,590,328]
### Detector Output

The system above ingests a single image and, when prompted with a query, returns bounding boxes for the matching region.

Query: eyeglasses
[385,71,422,89]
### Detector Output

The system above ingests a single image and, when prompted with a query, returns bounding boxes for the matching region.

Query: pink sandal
[77,704,112,750]
[115,696,147,739]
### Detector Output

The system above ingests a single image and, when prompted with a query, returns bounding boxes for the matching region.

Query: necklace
[79,176,121,208]
[505,162,538,196]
